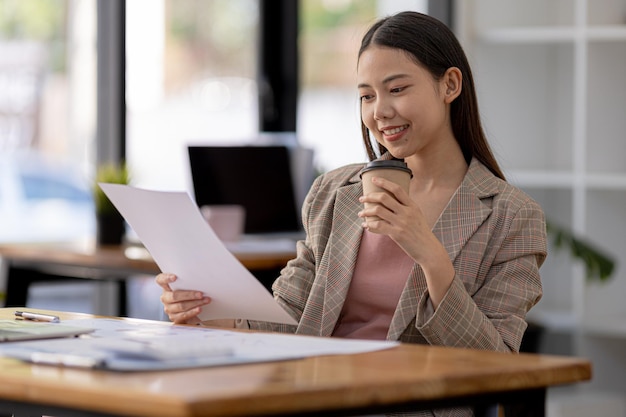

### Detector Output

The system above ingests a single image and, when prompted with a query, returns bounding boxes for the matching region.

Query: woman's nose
[373,98,394,120]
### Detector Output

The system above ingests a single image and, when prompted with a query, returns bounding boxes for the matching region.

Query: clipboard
[0,319,94,342]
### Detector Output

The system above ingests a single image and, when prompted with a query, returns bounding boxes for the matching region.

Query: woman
[157,7,546,380]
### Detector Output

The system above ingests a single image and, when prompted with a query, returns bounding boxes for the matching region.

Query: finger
[161,290,209,306]
[361,193,401,219]
[161,296,210,320]
[155,273,177,291]
[186,316,202,325]
[172,289,207,303]
[359,203,390,232]
[371,177,411,204]
[202,319,236,328]
[360,197,410,233]
[166,305,203,325]
[362,210,389,229]
[358,205,386,223]
[360,189,404,212]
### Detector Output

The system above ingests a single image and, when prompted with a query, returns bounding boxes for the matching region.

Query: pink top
[332,230,414,340]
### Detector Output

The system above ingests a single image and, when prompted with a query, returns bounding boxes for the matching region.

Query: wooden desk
[0,309,591,417]
[0,241,297,315]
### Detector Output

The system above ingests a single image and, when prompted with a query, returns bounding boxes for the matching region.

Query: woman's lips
[381,125,408,141]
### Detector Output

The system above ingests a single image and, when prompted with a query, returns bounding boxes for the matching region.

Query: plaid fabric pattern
[249,157,547,417]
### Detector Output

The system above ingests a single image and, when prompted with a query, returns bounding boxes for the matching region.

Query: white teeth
[383,126,407,135]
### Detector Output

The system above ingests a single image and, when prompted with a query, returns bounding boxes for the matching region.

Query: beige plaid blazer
[250,156,546,354]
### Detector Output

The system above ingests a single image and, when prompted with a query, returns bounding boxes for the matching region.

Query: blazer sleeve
[415,197,546,353]
[246,174,324,333]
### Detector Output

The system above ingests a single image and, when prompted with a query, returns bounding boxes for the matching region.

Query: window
[126,0,428,191]
[0,0,433,243]
[298,0,428,173]
[0,0,97,243]
[125,0,259,191]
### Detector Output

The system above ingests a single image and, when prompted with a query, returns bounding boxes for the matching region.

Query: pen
[15,311,61,323]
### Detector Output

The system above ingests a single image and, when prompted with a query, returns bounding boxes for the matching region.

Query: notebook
[0,319,94,342]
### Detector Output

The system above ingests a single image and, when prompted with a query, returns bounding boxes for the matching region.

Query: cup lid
[359,159,413,178]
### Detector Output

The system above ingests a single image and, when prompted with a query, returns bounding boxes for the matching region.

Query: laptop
[0,319,94,342]
[188,145,305,238]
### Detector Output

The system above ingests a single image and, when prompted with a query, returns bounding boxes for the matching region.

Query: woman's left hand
[358,176,436,261]
[358,176,455,308]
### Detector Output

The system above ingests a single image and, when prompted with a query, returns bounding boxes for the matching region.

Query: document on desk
[0,318,399,371]
[99,183,297,325]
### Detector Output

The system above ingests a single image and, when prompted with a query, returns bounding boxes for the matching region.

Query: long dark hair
[358,11,505,181]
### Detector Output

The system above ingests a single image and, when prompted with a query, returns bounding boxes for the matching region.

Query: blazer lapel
[319,176,364,337]
[432,168,495,264]
[387,159,497,340]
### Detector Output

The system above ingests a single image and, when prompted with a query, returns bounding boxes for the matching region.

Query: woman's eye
[390,86,405,94]
[360,94,374,101]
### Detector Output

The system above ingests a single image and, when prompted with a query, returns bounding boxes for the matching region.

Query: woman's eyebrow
[357,73,411,89]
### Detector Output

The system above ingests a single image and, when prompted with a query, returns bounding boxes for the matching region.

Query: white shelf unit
[454,0,626,403]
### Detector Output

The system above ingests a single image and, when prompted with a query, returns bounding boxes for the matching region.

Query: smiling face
[357,46,460,161]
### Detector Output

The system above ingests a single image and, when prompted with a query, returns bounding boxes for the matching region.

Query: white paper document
[0,318,399,371]
[99,183,297,325]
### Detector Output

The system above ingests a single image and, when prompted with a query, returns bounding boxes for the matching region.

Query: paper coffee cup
[359,160,412,221]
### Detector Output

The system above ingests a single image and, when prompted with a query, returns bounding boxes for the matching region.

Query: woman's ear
[442,67,462,103]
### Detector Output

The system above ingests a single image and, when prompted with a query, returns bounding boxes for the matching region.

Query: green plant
[93,162,130,215]
[547,221,616,282]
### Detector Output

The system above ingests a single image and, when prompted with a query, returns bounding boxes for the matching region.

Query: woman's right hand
[155,273,210,325]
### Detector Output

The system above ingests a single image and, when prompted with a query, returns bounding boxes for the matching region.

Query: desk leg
[4,264,128,316]
[117,280,127,317]
[502,388,546,417]
[4,265,33,307]
[474,404,500,417]
[0,258,7,307]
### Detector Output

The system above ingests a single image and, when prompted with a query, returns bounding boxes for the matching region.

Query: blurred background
[0,0,434,321]
[3,1,626,414]
[0,0,431,246]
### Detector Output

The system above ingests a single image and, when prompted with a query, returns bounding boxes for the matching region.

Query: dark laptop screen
[188,145,301,234]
